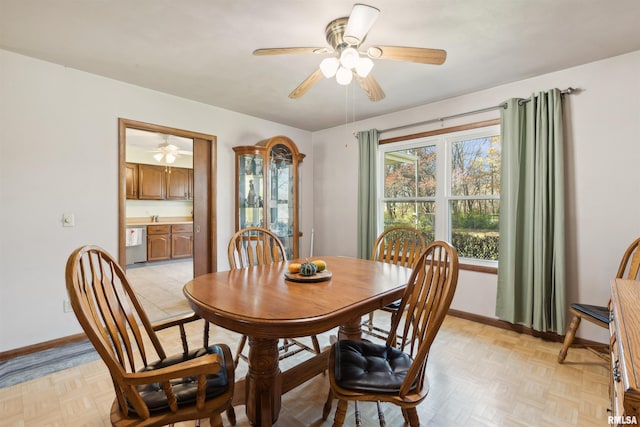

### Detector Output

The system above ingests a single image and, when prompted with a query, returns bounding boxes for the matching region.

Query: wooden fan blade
[355,73,385,102]
[289,69,324,99]
[253,47,330,56]
[368,46,447,65]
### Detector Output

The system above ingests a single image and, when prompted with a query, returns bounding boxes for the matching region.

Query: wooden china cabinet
[233,136,305,259]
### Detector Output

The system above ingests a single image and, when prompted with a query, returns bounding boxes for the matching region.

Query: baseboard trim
[0,332,88,362]
[447,309,608,348]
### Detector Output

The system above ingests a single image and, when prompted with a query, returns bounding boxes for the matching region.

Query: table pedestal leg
[246,336,281,426]
[338,317,363,341]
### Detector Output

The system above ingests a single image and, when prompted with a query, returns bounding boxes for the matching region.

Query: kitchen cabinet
[125,163,139,199]
[138,164,166,200]
[127,163,193,201]
[147,223,193,261]
[167,167,193,200]
[171,224,193,258]
[147,224,171,261]
[233,136,304,259]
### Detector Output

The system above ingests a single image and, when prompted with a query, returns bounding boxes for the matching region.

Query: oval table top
[183,256,412,339]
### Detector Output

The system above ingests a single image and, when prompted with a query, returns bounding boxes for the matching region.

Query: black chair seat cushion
[570,303,610,324]
[384,299,401,310]
[128,345,229,414]
[333,340,414,394]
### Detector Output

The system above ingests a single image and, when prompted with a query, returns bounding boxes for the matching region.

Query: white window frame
[378,124,500,268]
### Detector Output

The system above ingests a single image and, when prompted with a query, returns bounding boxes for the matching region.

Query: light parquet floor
[0,260,610,426]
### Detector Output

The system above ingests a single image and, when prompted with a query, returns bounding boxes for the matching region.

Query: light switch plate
[63,213,75,227]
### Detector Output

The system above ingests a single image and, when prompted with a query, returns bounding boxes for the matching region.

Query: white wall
[311,50,640,343]
[0,49,313,352]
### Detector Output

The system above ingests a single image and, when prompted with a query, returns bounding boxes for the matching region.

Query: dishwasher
[125,227,147,265]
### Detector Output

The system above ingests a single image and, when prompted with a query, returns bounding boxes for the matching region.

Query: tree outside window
[380,125,500,263]
[450,135,501,260]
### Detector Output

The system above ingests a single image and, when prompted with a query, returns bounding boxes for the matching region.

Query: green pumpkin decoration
[299,262,318,276]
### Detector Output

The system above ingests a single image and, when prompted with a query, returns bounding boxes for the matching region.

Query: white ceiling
[2,1,640,131]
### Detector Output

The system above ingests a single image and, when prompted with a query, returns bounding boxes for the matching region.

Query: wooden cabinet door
[139,164,166,200]
[167,167,191,200]
[147,233,171,261]
[147,225,171,261]
[172,233,193,258]
[171,224,193,258]
[125,163,139,199]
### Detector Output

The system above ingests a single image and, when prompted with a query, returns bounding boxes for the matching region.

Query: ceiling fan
[150,135,192,164]
[253,3,446,101]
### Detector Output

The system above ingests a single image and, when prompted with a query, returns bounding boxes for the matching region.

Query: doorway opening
[118,118,217,320]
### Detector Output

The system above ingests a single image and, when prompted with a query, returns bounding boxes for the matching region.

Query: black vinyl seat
[558,236,640,363]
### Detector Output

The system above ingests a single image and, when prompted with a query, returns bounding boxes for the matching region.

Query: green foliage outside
[385,214,499,260]
[452,231,499,260]
[383,134,501,261]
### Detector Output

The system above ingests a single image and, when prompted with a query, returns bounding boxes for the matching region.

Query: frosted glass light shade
[335,66,353,85]
[320,57,340,78]
[153,153,163,162]
[165,153,176,164]
[343,4,380,45]
[355,57,374,77]
[340,47,360,70]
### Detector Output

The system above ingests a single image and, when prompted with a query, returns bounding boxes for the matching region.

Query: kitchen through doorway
[118,119,217,320]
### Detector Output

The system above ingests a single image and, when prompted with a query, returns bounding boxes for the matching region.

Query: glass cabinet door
[268,144,294,259]
[234,136,304,260]
[237,152,264,229]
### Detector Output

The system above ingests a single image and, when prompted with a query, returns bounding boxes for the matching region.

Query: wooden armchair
[558,236,640,363]
[323,241,459,426]
[362,226,426,341]
[227,227,321,366]
[65,245,235,427]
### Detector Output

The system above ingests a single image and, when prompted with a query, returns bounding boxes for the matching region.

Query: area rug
[0,340,99,388]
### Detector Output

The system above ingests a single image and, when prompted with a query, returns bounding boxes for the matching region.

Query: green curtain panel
[357,129,379,259]
[496,89,566,333]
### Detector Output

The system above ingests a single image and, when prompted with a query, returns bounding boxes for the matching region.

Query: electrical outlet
[63,299,73,313]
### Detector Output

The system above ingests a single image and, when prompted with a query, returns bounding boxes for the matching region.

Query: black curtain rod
[364,87,577,136]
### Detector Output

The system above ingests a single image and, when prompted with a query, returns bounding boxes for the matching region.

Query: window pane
[384,201,435,244]
[384,146,436,198]
[451,136,501,196]
[450,199,499,260]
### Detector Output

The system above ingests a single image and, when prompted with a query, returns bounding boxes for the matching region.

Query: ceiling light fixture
[323,48,375,85]
[153,142,179,164]
[339,47,360,69]
[343,4,380,45]
[320,57,340,78]
[336,66,353,85]
[253,2,447,101]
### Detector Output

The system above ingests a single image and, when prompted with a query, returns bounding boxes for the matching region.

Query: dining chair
[65,245,235,427]
[558,236,640,363]
[362,226,426,342]
[227,226,321,367]
[323,240,459,427]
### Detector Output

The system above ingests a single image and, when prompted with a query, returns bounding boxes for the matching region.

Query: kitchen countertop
[126,217,193,227]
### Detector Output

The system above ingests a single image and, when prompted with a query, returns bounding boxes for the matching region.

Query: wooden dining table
[183,255,412,426]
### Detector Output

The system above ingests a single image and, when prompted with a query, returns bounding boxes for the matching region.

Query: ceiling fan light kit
[355,56,374,78]
[339,47,360,69]
[343,3,380,45]
[336,66,353,85]
[152,141,180,164]
[253,3,446,100]
[320,57,340,78]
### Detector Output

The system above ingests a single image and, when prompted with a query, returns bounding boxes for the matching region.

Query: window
[379,124,501,264]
